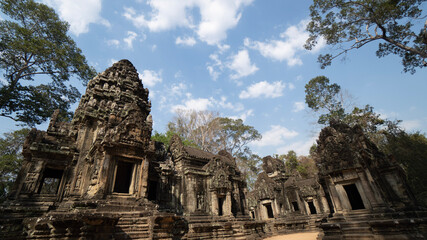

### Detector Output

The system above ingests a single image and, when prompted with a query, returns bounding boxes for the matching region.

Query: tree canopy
[163,110,262,189]
[305,0,427,73]
[0,0,96,126]
[382,130,427,206]
[0,128,29,202]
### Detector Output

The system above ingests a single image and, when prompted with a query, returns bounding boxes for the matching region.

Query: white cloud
[293,101,305,112]
[106,39,120,47]
[43,0,110,35]
[170,82,187,96]
[252,125,299,147]
[288,83,295,90]
[401,120,422,131]
[239,81,286,99]
[151,45,157,51]
[244,20,326,66]
[230,109,254,122]
[139,70,162,87]
[123,31,138,48]
[277,135,318,156]
[109,58,118,66]
[217,44,231,53]
[228,49,258,79]
[207,53,223,81]
[172,98,213,112]
[176,36,197,46]
[123,0,253,45]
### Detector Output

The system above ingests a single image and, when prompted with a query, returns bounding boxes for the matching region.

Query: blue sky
[1,0,426,157]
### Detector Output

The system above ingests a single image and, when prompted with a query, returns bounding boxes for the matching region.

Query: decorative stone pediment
[262,156,286,174]
[316,121,388,175]
[252,172,277,200]
[211,168,232,191]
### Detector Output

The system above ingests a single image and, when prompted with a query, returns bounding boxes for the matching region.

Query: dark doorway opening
[292,201,299,211]
[250,211,255,219]
[148,180,158,201]
[344,184,365,210]
[38,168,63,194]
[265,203,274,218]
[308,201,317,214]
[218,197,225,216]
[113,161,133,193]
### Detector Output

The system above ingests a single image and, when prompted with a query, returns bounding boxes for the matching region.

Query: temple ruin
[1,60,426,239]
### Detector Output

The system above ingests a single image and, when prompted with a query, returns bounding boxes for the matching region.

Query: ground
[263,232,320,240]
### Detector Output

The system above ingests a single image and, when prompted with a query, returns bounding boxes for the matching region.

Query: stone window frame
[109,156,139,196]
[36,165,66,199]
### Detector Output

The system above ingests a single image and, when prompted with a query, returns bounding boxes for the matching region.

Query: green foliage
[0,128,29,202]
[305,76,345,125]
[284,150,299,170]
[305,0,426,73]
[296,156,318,178]
[166,111,262,189]
[382,131,427,206]
[216,117,262,155]
[151,130,198,149]
[0,0,96,126]
[305,76,399,140]
[235,148,262,191]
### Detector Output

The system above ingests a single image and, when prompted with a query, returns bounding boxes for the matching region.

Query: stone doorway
[292,201,299,211]
[218,197,225,216]
[344,183,365,210]
[113,161,134,193]
[308,201,317,214]
[264,203,274,218]
[38,168,63,194]
[148,180,158,201]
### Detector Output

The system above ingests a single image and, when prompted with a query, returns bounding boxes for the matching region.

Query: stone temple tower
[9,59,155,209]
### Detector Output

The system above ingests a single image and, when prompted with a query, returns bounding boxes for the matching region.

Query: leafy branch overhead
[0,0,96,126]
[305,0,427,73]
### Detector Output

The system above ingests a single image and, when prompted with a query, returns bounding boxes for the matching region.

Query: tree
[382,131,427,206]
[166,110,262,188]
[305,76,401,145]
[167,110,221,153]
[235,149,262,191]
[305,76,346,125]
[305,0,427,73]
[0,128,29,202]
[151,130,198,149]
[284,150,299,171]
[216,117,262,156]
[0,0,96,126]
[296,156,318,178]
[167,110,262,156]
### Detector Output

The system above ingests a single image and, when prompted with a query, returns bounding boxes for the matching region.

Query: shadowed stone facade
[1,60,426,239]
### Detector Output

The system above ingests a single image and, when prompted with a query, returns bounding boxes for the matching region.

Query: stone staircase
[114,214,151,239]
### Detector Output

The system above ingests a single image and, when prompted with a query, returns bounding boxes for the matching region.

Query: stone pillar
[284,194,292,214]
[140,158,149,198]
[335,184,352,211]
[303,200,310,215]
[187,176,197,213]
[225,191,233,216]
[362,170,386,208]
[211,191,218,216]
[327,178,343,213]
[295,190,305,214]
[313,199,321,214]
[355,180,371,209]
[273,199,280,217]
[320,195,330,213]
